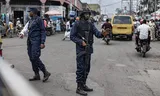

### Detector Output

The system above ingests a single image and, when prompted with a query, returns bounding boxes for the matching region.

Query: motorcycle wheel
[7,31,13,38]
[106,39,110,45]
[52,28,56,35]
[46,31,51,36]
[157,38,160,41]
[141,45,147,57]
[142,52,146,57]
[128,36,132,41]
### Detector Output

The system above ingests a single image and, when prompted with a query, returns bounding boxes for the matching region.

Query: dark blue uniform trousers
[76,54,91,83]
[27,41,46,74]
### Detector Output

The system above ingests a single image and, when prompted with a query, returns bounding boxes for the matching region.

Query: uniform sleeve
[92,23,103,38]
[70,22,83,46]
[38,18,46,44]
[20,21,29,35]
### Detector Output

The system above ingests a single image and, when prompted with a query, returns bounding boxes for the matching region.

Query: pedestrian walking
[62,18,75,41]
[19,8,51,82]
[70,10,107,96]
[149,19,156,41]
[56,18,61,32]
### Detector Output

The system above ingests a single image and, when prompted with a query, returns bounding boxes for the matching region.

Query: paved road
[2,25,160,96]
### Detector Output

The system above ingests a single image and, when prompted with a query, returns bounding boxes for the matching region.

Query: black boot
[43,71,51,82]
[76,83,88,96]
[82,84,93,92]
[29,73,40,81]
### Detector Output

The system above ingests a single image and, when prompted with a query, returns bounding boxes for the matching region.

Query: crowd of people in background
[0,13,100,39]
[134,19,160,41]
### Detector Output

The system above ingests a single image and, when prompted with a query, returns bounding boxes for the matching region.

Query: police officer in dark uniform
[70,10,107,96]
[19,8,51,82]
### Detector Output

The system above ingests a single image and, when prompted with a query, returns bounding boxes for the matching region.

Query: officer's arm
[70,22,83,46]
[20,22,29,35]
[92,24,103,38]
[39,18,46,44]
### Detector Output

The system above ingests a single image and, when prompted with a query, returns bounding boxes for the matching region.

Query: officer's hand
[40,44,45,49]
[102,31,107,37]
[19,33,24,39]
[82,41,87,47]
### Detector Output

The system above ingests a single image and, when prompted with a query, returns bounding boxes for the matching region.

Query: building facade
[0,0,82,24]
[88,4,101,15]
[138,0,160,17]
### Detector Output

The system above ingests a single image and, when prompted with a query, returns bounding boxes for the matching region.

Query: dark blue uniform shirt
[28,16,46,44]
[70,21,103,54]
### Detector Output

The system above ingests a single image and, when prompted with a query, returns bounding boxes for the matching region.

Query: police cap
[27,8,38,14]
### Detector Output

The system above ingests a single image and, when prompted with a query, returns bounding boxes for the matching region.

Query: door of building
[14,11,24,25]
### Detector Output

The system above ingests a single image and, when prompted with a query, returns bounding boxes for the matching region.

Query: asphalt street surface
[2,24,160,96]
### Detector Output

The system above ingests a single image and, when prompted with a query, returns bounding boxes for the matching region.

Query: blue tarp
[50,16,63,21]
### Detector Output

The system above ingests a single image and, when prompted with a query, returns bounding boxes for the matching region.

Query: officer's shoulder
[74,21,80,26]
[36,16,43,21]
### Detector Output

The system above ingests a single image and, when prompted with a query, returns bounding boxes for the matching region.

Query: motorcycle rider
[16,18,22,34]
[135,19,151,49]
[16,18,21,26]
[6,20,14,37]
[102,19,112,39]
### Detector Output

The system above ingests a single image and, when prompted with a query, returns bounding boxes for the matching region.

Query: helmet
[78,9,91,17]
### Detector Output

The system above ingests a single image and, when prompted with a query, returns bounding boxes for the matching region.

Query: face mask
[84,14,90,20]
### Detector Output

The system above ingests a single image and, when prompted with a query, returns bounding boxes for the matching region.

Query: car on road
[111,15,134,40]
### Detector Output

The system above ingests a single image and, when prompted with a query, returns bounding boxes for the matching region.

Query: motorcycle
[136,39,150,57]
[46,21,56,36]
[7,29,14,38]
[15,24,23,37]
[102,28,111,45]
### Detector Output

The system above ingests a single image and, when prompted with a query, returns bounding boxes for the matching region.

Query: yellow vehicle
[111,15,134,40]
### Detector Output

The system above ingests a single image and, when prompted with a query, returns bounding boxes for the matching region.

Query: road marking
[107,59,116,62]
[115,64,126,67]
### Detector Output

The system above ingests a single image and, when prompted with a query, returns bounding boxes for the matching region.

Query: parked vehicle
[46,21,56,36]
[15,24,23,36]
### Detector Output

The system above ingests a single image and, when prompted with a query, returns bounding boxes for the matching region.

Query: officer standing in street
[70,10,107,96]
[19,8,51,82]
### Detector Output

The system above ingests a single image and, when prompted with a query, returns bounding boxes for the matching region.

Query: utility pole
[98,0,101,14]
[121,0,123,10]
[40,0,47,18]
[155,0,157,19]
[130,0,132,15]
[136,0,138,12]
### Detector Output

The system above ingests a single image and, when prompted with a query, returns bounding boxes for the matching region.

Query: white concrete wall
[49,6,66,17]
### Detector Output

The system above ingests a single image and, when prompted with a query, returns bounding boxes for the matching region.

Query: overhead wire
[101,1,121,7]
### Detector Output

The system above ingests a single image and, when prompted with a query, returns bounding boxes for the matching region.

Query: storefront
[0,0,82,24]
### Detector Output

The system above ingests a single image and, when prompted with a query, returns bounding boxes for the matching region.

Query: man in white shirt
[135,19,151,48]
